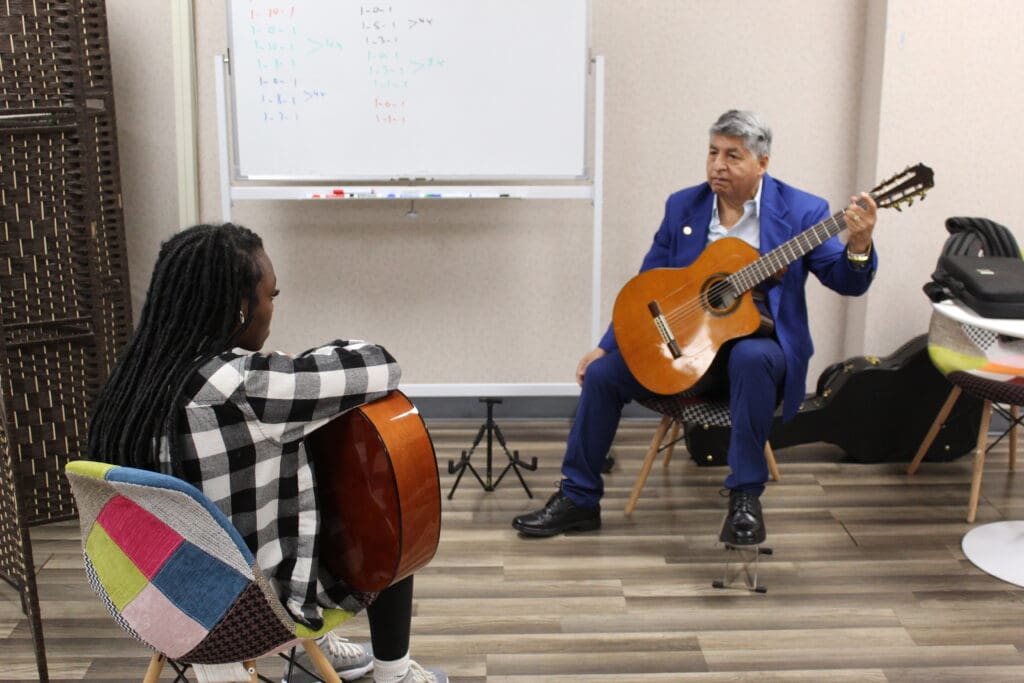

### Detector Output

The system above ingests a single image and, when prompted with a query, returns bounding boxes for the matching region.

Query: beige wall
[104,0,1024,394]
[106,0,179,314]
[862,0,1024,356]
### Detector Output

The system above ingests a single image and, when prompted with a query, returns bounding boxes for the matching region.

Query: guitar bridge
[648,301,682,359]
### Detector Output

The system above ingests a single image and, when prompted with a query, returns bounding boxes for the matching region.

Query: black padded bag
[934,255,1024,318]
[925,216,1022,305]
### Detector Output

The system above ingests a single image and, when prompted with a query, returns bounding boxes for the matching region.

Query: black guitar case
[685,334,984,465]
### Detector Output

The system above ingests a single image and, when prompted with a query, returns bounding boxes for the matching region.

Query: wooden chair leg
[300,639,343,683]
[907,386,962,475]
[662,420,681,466]
[625,415,672,516]
[143,654,166,683]
[967,400,994,523]
[1010,405,1018,470]
[243,660,258,683]
[764,442,780,482]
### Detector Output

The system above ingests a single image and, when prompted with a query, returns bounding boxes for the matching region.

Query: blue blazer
[600,174,878,421]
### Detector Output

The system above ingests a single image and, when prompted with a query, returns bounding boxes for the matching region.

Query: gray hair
[709,110,772,159]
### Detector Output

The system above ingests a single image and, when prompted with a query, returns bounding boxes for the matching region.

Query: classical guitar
[611,163,934,396]
[309,390,441,593]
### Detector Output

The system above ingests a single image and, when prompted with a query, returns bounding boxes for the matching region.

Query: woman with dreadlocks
[88,223,446,683]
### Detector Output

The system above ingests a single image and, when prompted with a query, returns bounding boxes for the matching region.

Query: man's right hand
[575,347,607,387]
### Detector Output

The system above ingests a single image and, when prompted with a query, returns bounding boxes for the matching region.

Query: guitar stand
[447,397,538,499]
[712,543,772,594]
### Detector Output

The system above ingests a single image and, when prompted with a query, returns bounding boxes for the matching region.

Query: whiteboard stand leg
[214,54,232,223]
[591,55,605,347]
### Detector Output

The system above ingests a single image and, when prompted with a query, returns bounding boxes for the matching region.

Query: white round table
[962,521,1024,588]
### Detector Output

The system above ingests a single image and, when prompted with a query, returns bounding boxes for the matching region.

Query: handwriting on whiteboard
[245,2,444,126]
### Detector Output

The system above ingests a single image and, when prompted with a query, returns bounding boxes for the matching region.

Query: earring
[238,309,245,324]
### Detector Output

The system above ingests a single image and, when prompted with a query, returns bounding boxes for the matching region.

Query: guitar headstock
[870,163,934,211]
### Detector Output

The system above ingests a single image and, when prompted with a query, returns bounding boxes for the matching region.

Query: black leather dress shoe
[719,490,766,545]
[512,490,601,537]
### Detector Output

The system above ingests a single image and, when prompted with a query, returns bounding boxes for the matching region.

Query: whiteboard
[226,0,590,180]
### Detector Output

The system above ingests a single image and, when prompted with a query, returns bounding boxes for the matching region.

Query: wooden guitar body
[309,390,441,593]
[612,237,764,395]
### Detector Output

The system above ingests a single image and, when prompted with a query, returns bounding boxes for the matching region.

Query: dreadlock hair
[88,223,264,473]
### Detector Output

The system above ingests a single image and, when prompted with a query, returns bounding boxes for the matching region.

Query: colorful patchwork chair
[65,460,351,683]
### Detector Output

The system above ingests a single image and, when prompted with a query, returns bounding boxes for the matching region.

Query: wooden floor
[3,418,1024,682]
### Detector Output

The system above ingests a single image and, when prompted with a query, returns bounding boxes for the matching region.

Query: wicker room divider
[0,1,132,680]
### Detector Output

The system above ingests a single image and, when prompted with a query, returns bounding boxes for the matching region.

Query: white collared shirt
[708,180,762,249]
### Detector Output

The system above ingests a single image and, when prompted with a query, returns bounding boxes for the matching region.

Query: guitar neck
[727,196,869,294]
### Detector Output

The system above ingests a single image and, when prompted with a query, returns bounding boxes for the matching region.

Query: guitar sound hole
[702,276,738,316]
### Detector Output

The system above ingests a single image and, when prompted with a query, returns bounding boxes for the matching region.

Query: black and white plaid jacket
[159,340,401,628]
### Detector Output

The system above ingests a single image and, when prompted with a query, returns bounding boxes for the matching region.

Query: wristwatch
[846,242,872,266]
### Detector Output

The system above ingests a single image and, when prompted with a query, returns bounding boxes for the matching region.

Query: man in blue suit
[513,110,878,543]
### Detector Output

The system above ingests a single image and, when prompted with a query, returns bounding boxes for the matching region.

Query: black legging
[366,575,414,661]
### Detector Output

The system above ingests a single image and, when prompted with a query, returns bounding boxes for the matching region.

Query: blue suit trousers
[560,337,786,508]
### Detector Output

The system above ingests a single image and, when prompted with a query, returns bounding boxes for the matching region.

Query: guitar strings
[632,176,931,339]
[657,211,852,328]
[659,223,840,326]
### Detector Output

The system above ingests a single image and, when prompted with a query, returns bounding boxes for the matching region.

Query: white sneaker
[285,631,374,682]
[393,661,448,683]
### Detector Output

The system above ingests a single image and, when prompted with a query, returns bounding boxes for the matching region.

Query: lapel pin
[683,226,692,236]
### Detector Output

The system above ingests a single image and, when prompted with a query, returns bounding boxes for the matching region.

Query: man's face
[706,134,769,205]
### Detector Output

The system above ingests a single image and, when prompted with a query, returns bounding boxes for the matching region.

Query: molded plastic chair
[910,215,1024,523]
[65,460,350,683]
[908,304,1024,522]
[625,395,779,515]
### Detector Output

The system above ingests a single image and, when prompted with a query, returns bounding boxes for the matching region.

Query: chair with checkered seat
[64,460,351,683]
[907,303,1024,522]
[624,393,780,515]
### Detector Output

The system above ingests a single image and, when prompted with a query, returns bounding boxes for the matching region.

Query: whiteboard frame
[214,54,606,398]
[223,0,592,183]
[401,383,580,399]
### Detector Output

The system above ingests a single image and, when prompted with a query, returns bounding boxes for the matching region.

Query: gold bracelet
[846,242,872,263]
